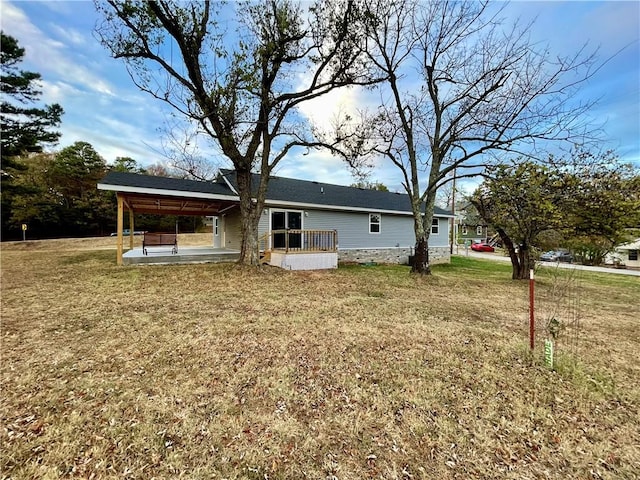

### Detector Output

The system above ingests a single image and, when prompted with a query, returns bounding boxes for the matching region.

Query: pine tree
[1,31,64,238]
[1,32,63,160]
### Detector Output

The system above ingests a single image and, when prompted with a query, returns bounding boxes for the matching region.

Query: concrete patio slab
[122,246,240,265]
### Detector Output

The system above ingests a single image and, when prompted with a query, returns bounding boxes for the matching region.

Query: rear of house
[218,171,452,267]
[98,169,453,269]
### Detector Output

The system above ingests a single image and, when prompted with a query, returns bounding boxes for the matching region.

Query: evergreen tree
[1,31,63,239]
[8,142,113,238]
[1,32,63,161]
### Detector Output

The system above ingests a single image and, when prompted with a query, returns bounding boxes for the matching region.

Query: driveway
[455,249,640,277]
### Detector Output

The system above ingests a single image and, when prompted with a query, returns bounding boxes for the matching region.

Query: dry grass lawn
[1,236,638,479]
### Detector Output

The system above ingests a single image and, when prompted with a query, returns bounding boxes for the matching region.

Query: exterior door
[271,210,302,249]
[287,212,302,249]
[272,211,286,249]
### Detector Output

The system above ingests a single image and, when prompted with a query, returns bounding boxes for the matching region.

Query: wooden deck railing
[270,229,337,253]
[258,232,270,253]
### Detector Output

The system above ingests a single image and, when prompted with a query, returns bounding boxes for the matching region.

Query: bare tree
[95,0,376,265]
[336,0,598,274]
[158,119,221,181]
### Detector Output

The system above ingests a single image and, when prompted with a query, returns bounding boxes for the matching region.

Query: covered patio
[98,172,241,266]
[98,171,339,269]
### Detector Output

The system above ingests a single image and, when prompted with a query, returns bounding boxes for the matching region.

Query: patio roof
[98,171,239,216]
[119,192,234,216]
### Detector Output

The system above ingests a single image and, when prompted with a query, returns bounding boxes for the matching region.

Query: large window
[629,250,638,261]
[369,213,381,234]
[431,218,439,235]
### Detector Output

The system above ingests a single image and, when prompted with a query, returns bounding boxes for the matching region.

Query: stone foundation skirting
[338,247,450,265]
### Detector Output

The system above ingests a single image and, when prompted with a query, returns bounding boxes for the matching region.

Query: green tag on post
[544,339,554,368]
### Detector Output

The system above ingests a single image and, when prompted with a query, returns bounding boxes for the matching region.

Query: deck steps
[260,250,272,265]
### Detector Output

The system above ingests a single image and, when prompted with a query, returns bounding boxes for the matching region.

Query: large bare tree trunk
[236,169,261,266]
[411,206,432,275]
[411,190,439,275]
[412,234,431,275]
[238,206,260,266]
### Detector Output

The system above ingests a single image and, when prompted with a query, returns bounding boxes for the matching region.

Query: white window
[369,213,381,234]
[476,225,483,236]
[214,217,219,236]
[462,225,468,235]
[431,218,439,235]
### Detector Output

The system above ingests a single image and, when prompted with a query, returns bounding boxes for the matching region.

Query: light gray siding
[258,210,269,232]
[223,209,272,249]
[260,207,449,249]
[223,211,242,249]
[429,217,449,248]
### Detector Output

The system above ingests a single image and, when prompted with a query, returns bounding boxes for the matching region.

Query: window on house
[462,225,468,235]
[369,213,381,234]
[476,225,483,236]
[214,217,219,236]
[431,218,439,235]
[629,250,638,261]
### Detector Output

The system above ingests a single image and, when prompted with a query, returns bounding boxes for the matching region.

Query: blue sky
[2,0,639,193]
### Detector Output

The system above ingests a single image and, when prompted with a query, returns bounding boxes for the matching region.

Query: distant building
[608,238,640,268]
[454,203,492,245]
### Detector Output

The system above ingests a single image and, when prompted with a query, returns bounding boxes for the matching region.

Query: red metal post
[529,269,535,351]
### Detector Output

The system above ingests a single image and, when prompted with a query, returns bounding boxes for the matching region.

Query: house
[454,203,492,246]
[459,223,490,245]
[97,170,453,269]
[609,238,640,268]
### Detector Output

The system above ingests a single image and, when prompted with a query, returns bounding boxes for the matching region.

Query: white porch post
[221,215,226,248]
[212,216,221,248]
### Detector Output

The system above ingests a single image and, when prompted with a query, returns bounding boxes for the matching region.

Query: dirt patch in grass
[1,239,638,479]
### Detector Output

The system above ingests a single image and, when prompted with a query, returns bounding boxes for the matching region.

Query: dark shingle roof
[98,171,235,196]
[219,170,452,216]
[98,170,452,216]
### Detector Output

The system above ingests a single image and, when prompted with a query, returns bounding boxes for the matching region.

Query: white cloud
[296,85,364,133]
[39,79,80,104]
[58,122,165,166]
[37,1,75,15]
[49,24,87,46]
[580,2,639,52]
[1,1,115,96]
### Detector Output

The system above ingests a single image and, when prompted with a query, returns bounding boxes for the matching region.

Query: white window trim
[214,217,219,236]
[476,225,483,236]
[431,218,439,235]
[369,213,381,234]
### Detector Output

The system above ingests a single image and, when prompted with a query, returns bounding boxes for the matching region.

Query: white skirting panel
[270,252,338,270]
